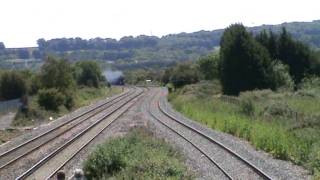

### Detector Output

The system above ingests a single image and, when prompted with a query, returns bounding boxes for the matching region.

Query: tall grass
[170,92,320,177]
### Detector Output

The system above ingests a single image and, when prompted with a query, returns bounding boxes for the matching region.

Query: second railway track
[0,87,144,179]
[148,88,273,180]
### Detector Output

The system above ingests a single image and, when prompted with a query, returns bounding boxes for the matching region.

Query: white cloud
[0,0,319,47]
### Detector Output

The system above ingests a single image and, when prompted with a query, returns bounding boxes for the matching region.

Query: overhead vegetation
[83,129,193,179]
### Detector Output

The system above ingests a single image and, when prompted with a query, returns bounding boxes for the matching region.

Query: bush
[0,71,27,100]
[37,88,65,111]
[29,75,42,95]
[240,98,255,116]
[271,61,294,91]
[40,57,75,92]
[169,63,200,88]
[198,54,219,80]
[262,102,293,118]
[75,61,106,88]
[83,129,192,179]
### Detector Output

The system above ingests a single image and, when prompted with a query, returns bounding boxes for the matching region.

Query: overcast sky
[0,0,319,47]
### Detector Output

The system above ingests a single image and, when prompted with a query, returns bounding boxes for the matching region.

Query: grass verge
[83,128,194,180]
[169,82,320,178]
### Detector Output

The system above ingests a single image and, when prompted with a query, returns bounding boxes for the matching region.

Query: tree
[0,71,27,100]
[219,24,275,95]
[40,57,75,92]
[198,54,219,80]
[256,28,315,85]
[75,61,105,88]
[169,63,200,88]
[278,28,313,84]
[38,88,65,111]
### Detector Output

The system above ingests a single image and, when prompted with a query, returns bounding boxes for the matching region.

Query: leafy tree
[0,71,27,100]
[37,88,65,111]
[255,30,279,59]
[40,57,75,92]
[169,63,200,88]
[219,24,275,95]
[162,68,174,85]
[198,54,219,80]
[278,28,313,84]
[75,61,105,88]
[256,28,316,84]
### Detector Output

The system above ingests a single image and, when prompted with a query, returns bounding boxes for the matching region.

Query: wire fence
[0,99,21,114]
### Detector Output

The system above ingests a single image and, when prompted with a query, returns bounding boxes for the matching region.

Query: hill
[0,20,320,70]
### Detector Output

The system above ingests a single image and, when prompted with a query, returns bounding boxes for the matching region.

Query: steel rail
[45,89,146,180]
[0,88,130,158]
[16,88,144,180]
[0,88,135,170]
[158,95,273,180]
[147,91,233,179]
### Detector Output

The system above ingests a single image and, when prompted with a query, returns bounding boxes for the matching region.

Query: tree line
[0,58,108,111]
[162,24,320,95]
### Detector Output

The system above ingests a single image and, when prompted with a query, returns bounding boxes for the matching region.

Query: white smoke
[103,70,123,84]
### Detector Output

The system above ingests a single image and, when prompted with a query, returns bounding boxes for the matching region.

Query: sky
[0,0,319,48]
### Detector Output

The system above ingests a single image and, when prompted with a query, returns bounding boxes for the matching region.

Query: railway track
[148,88,273,180]
[0,88,135,171]
[0,87,144,179]
[18,88,144,180]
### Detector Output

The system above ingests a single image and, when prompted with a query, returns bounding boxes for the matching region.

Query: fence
[219,95,241,105]
[0,99,21,114]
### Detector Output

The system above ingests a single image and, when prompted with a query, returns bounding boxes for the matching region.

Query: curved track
[148,88,272,180]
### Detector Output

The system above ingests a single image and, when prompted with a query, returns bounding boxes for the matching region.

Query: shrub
[75,61,107,88]
[170,62,200,88]
[308,142,320,174]
[29,75,42,95]
[198,54,219,80]
[0,71,27,100]
[271,60,294,91]
[240,98,255,116]
[83,129,191,179]
[262,102,293,118]
[37,88,65,111]
[40,57,76,92]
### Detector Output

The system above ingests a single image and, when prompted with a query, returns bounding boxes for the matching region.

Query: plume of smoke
[103,70,123,84]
